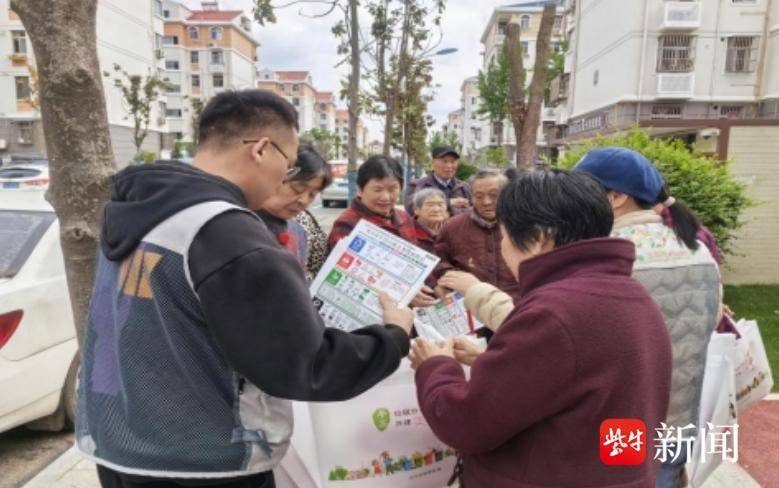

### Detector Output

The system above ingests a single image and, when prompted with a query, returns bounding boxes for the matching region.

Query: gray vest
[76,201,293,478]
[613,220,720,430]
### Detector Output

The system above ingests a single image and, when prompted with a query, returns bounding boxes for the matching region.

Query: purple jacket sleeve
[414,307,576,454]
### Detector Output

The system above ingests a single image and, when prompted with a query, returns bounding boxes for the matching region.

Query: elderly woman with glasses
[256,142,332,281]
[410,188,450,254]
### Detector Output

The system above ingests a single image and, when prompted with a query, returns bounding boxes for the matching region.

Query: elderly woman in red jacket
[410,169,673,488]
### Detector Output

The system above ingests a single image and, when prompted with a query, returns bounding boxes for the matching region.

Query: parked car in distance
[0,165,50,190]
[321,159,358,208]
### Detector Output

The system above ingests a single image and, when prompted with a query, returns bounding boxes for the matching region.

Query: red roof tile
[316,91,334,102]
[276,71,310,82]
[187,10,243,21]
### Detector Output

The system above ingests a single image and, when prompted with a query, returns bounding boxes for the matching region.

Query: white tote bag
[688,339,738,488]
[276,361,457,488]
[732,319,774,411]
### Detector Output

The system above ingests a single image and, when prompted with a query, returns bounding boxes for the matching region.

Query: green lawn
[724,285,779,392]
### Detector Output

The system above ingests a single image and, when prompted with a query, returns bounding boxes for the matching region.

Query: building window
[552,42,562,53]
[213,74,224,87]
[191,74,200,87]
[293,84,301,92]
[720,105,744,118]
[191,51,199,64]
[163,35,179,46]
[726,36,758,73]
[17,122,34,145]
[12,31,26,54]
[553,15,563,31]
[153,0,163,17]
[166,108,183,118]
[498,20,508,35]
[15,76,30,100]
[520,15,530,29]
[292,97,300,106]
[593,70,599,86]
[189,27,199,40]
[521,41,530,57]
[166,84,181,94]
[651,104,683,119]
[211,50,223,65]
[471,97,477,105]
[163,9,170,18]
[165,60,180,70]
[210,27,223,40]
[657,34,696,73]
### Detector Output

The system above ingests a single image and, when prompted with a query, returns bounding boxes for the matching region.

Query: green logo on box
[326,269,343,285]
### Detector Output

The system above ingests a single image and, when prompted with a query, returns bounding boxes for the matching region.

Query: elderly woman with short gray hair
[410,187,449,254]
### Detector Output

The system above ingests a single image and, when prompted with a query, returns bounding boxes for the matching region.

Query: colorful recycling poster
[310,220,440,332]
[277,362,457,488]
[414,293,484,341]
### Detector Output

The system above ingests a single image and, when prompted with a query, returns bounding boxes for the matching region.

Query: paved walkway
[24,397,779,488]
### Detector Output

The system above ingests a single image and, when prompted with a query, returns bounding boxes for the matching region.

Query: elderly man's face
[431,154,458,180]
[472,176,502,222]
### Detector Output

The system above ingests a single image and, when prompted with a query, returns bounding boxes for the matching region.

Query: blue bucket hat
[573,147,663,204]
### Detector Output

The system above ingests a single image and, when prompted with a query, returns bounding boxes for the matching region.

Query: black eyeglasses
[243,139,300,180]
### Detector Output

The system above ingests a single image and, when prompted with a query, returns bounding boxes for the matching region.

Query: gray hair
[412,187,447,211]
[470,169,508,187]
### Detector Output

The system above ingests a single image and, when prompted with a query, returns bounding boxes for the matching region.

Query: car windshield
[0,210,55,279]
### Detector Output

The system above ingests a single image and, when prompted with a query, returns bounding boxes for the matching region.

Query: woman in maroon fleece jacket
[411,170,673,488]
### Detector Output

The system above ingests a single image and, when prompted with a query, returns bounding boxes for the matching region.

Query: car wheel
[63,354,80,429]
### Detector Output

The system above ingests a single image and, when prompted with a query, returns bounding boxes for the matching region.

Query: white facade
[460,77,491,158]
[0,0,168,165]
[162,1,258,142]
[444,108,465,144]
[561,0,779,137]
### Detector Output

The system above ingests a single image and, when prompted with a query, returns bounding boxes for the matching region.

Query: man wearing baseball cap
[404,145,472,216]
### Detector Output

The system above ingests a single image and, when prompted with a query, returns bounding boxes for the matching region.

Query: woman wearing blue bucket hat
[573,147,721,488]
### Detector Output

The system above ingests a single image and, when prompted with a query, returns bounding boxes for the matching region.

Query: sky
[180,0,512,141]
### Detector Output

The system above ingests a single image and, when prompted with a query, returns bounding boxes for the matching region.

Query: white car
[0,182,79,433]
[320,160,356,208]
[0,164,50,190]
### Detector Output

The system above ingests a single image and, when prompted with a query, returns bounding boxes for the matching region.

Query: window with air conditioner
[189,27,199,40]
[11,31,26,54]
[15,76,30,101]
[211,50,223,65]
[657,35,696,73]
[726,36,758,73]
[191,51,199,64]
[210,27,223,41]
[213,74,224,88]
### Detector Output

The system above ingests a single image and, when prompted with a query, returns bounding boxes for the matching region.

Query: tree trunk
[516,4,556,169]
[505,23,525,168]
[347,0,361,201]
[382,0,411,155]
[11,0,116,346]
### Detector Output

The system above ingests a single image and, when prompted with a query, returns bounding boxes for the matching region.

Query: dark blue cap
[573,147,663,204]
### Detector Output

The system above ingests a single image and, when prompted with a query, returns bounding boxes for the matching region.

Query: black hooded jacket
[101,161,410,401]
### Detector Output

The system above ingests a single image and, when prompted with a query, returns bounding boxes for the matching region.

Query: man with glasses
[77,89,414,488]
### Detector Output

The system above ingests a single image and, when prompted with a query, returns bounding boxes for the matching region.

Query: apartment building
[334,108,369,157]
[555,0,778,144]
[460,77,491,159]
[443,108,464,143]
[0,0,168,166]
[314,91,337,132]
[257,69,318,133]
[161,0,258,144]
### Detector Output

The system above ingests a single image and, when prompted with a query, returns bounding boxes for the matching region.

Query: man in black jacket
[76,89,413,488]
